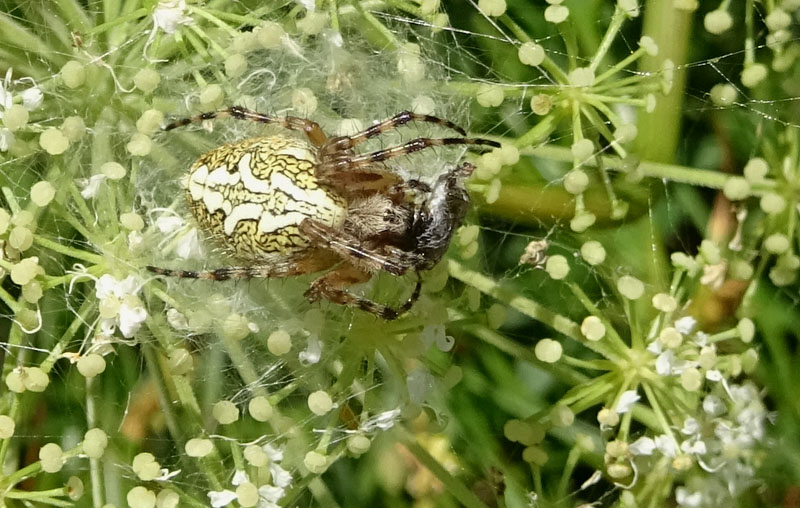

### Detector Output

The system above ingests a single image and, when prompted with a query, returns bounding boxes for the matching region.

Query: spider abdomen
[184,135,347,260]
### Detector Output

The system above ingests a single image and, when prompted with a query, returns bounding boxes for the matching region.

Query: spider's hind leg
[305,264,422,320]
[146,251,336,281]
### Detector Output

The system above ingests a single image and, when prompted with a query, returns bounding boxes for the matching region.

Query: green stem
[526,144,777,193]
[636,0,693,163]
[588,5,627,73]
[449,311,588,386]
[86,7,148,35]
[33,235,103,265]
[448,260,582,343]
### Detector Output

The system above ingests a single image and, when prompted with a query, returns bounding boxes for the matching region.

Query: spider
[147,105,499,319]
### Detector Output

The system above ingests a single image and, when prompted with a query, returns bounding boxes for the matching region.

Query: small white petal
[115,275,140,298]
[654,434,678,457]
[0,82,10,109]
[258,484,284,503]
[629,436,655,456]
[118,304,147,338]
[263,444,283,462]
[646,339,663,355]
[21,87,43,110]
[208,490,237,507]
[676,487,703,508]
[681,418,700,435]
[693,331,709,346]
[299,334,322,365]
[78,174,107,199]
[232,470,249,486]
[674,316,696,335]
[175,228,202,259]
[703,395,726,416]
[616,390,640,413]
[153,0,194,34]
[680,439,706,455]
[0,128,14,151]
[655,351,674,376]
[705,369,723,381]
[95,274,118,300]
[269,463,292,488]
[579,470,603,490]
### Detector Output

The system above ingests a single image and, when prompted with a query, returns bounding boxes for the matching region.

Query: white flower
[95,275,147,338]
[680,438,707,455]
[263,444,283,462]
[166,308,189,330]
[579,470,603,490]
[681,418,700,435]
[701,262,726,289]
[21,87,43,110]
[232,470,249,486]
[78,174,107,199]
[675,487,703,507]
[208,490,237,507]
[118,302,147,338]
[646,338,663,354]
[654,349,691,376]
[702,394,726,417]
[258,485,284,508]
[175,227,201,259]
[299,334,322,365]
[128,231,143,250]
[0,69,12,110]
[654,434,678,457]
[0,128,14,152]
[629,436,655,456]
[269,463,292,488]
[616,390,640,413]
[96,274,139,300]
[152,0,194,34]
[674,316,696,334]
[693,331,709,346]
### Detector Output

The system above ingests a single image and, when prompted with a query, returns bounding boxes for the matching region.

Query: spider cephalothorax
[147,106,499,319]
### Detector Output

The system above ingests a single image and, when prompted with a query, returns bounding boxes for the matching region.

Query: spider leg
[305,263,422,320]
[164,105,328,147]
[146,250,336,281]
[317,167,404,196]
[319,136,501,173]
[299,219,413,276]
[320,111,467,154]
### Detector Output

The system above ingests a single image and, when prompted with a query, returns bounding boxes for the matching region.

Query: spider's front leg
[163,105,329,147]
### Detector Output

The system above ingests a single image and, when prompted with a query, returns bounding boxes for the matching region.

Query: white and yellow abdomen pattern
[183,135,346,260]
